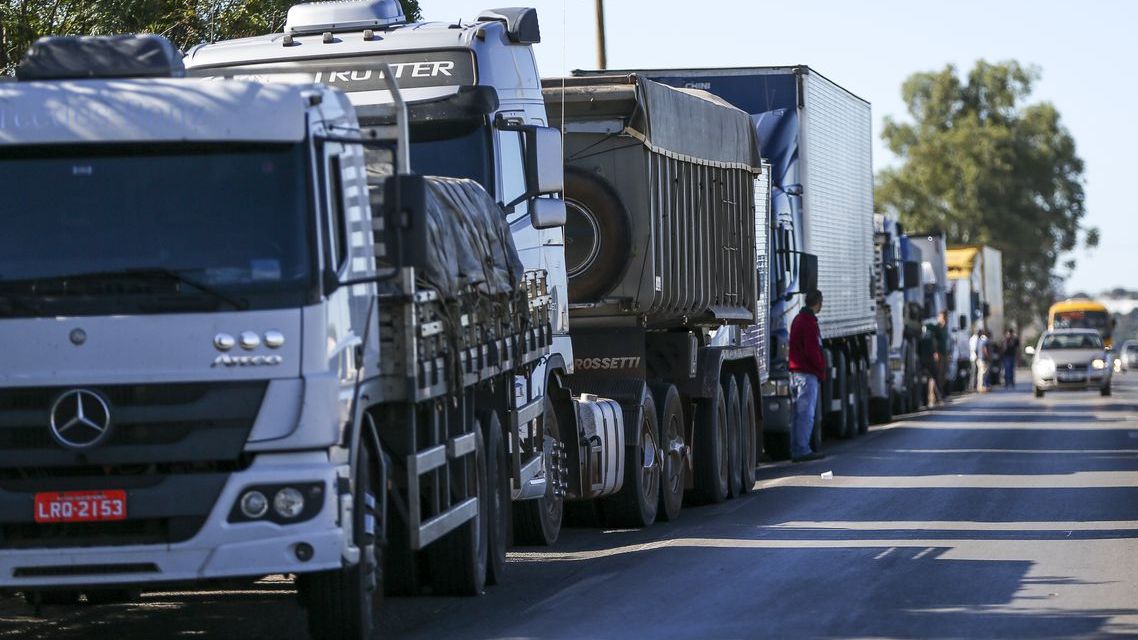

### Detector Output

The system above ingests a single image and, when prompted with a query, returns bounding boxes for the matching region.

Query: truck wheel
[1101,385,1112,397]
[299,442,382,640]
[427,420,488,595]
[825,351,849,438]
[513,396,564,546]
[692,384,729,504]
[843,356,858,437]
[857,362,870,435]
[563,167,632,302]
[483,411,509,586]
[870,396,893,425]
[602,387,660,527]
[724,377,743,498]
[1034,386,1044,398]
[738,375,758,495]
[650,383,686,522]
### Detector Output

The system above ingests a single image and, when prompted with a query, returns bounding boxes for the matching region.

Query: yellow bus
[1048,299,1115,348]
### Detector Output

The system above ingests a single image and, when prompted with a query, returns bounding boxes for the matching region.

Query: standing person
[968,325,981,391]
[934,311,951,395]
[918,324,942,406]
[1003,329,1020,388]
[789,290,827,462]
[977,330,991,393]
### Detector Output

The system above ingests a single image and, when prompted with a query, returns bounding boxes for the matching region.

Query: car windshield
[1041,333,1103,350]
[0,143,314,317]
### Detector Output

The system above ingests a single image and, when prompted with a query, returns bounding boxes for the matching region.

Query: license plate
[34,490,126,523]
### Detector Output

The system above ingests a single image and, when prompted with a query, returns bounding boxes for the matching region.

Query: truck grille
[4,518,204,550]
[0,381,266,471]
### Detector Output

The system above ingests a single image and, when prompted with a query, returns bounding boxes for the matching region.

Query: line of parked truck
[0,2,1003,637]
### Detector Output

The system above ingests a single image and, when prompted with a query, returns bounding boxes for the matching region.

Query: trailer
[574,66,877,452]
[543,73,768,517]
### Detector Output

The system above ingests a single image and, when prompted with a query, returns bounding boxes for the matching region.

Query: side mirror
[530,197,566,230]
[884,263,901,293]
[1024,345,1036,356]
[524,126,563,196]
[798,253,819,294]
[902,261,921,290]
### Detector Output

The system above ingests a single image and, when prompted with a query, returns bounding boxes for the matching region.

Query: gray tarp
[422,176,523,299]
[542,75,762,171]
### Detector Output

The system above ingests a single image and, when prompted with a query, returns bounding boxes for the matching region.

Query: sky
[421,0,1138,296]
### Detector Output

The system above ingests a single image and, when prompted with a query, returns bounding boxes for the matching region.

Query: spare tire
[563,166,633,302]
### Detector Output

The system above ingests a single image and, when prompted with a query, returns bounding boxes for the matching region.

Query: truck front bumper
[0,455,347,589]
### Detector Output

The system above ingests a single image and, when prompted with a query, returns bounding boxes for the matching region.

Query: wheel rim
[542,408,564,525]
[663,411,684,497]
[640,413,660,507]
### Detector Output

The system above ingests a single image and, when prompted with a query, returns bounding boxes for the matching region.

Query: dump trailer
[543,74,769,519]
[574,66,877,452]
[0,32,553,640]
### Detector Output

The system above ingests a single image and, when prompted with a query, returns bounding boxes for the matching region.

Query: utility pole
[595,0,607,70]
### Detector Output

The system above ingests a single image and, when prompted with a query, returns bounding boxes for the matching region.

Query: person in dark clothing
[1003,329,1019,388]
[789,289,827,462]
[918,323,943,406]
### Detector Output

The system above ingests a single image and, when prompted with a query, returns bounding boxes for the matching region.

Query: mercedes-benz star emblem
[49,389,112,449]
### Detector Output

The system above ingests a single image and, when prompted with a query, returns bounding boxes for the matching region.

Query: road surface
[4,373,1138,639]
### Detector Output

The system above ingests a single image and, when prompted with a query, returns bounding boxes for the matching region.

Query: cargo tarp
[543,75,762,171]
[422,176,523,299]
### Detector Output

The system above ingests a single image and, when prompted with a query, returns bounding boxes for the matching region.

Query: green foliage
[877,60,1096,328]
[1,0,423,74]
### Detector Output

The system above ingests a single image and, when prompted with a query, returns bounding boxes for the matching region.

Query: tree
[1,0,422,74]
[876,60,1096,328]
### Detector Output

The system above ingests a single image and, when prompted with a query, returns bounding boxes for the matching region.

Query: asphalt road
[4,372,1138,639]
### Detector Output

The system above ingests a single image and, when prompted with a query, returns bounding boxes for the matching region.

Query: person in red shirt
[789,289,827,462]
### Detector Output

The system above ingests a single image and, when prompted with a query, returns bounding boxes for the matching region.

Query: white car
[1027,329,1113,398]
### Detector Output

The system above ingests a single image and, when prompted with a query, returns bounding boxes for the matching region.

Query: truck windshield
[0,143,314,317]
[360,116,493,194]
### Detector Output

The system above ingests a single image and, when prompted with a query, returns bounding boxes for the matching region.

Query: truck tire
[563,167,632,302]
[483,411,509,586]
[692,385,730,504]
[843,356,858,437]
[857,361,870,435]
[1034,386,1044,398]
[650,383,685,522]
[299,442,383,640]
[738,375,758,495]
[1101,385,1112,397]
[825,351,849,438]
[602,387,660,527]
[870,396,893,425]
[513,396,564,546]
[724,376,743,498]
[426,420,488,596]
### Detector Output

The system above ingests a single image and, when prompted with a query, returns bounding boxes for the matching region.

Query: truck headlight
[273,487,306,519]
[240,490,269,519]
[1035,357,1056,376]
[1092,358,1106,370]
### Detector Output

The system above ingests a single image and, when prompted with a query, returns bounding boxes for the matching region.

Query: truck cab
[0,32,380,604]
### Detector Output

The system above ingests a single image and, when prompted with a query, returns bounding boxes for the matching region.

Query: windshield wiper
[0,267,249,310]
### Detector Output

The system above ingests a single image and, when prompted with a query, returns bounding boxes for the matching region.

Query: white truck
[187,0,771,548]
[0,31,557,640]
